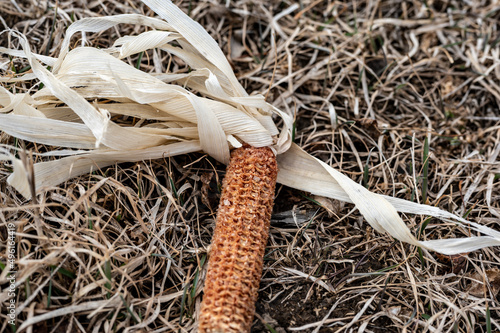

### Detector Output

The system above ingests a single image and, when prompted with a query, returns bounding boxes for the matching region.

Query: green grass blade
[179,280,189,324]
[104,260,112,298]
[135,51,144,69]
[190,254,206,300]
[47,266,53,308]
[422,136,429,203]
[486,304,491,333]
[120,294,140,323]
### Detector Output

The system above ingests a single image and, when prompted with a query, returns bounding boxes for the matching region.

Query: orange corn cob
[198,145,278,333]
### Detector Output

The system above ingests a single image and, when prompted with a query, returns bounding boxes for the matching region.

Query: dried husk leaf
[277,144,500,255]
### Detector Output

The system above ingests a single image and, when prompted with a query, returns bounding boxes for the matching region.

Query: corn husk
[1,0,499,255]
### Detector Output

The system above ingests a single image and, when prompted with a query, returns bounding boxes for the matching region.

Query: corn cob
[198,145,278,333]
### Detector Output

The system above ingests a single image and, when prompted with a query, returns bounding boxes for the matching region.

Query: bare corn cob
[198,145,278,333]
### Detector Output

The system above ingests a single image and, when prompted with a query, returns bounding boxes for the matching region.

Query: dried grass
[1,0,499,332]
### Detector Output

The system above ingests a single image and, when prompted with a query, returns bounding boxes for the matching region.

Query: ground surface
[1,0,500,332]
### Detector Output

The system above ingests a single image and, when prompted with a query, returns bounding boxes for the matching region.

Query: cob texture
[198,145,278,333]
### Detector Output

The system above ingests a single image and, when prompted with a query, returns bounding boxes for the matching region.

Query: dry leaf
[468,268,500,297]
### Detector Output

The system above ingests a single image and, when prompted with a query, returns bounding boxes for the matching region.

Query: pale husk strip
[1,0,499,256]
[0,147,31,199]
[141,0,247,97]
[15,34,169,151]
[0,45,57,67]
[53,14,173,71]
[0,86,46,117]
[54,47,272,157]
[23,141,201,196]
[113,30,180,59]
[277,144,500,255]
[0,114,96,148]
